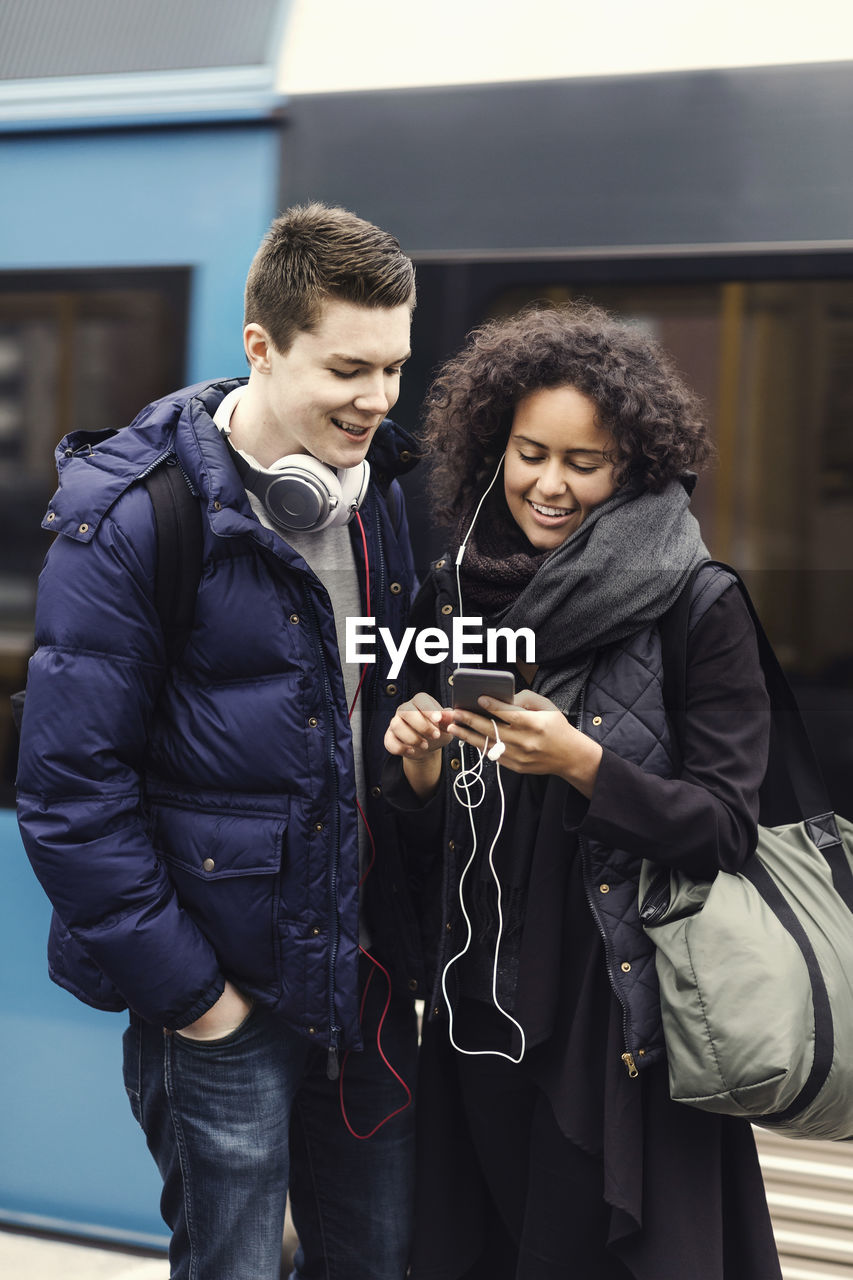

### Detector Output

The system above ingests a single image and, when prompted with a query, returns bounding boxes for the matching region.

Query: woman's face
[503,385,618,551]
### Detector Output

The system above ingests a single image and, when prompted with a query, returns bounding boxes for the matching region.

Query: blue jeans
[122,968,417,1280]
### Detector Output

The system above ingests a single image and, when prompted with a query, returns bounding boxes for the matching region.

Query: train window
[0,269,189,806]
[486,277,853,812]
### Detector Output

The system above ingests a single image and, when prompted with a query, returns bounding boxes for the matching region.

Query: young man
[16,204,422,1279]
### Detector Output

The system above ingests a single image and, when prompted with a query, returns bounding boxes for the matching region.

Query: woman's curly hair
[421,301,714,522]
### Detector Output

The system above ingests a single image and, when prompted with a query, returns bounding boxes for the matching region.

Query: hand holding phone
[451,667,515,714]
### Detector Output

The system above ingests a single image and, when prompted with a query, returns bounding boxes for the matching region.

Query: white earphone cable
[442,719,527,1064]
[454,453,505,621]
[442,450,526,1062]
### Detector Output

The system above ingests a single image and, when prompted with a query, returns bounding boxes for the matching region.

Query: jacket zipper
[579,833,639,1078]
[575,689,640,1079]
[302,584,342,1079]
[135,449,174,482]
[136,449,199,497]
[429,700,459,1021]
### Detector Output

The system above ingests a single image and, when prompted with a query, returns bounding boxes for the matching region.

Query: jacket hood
[43,379,419,542]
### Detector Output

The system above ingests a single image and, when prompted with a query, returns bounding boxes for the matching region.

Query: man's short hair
[244,203,416,353]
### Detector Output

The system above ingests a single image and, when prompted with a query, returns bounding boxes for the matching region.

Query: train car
[0,0,288,1248]
[2,1,853,1268]
[273,46,853,1279]
[276,61,853,821]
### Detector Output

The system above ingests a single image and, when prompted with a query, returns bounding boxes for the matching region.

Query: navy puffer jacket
[16,379,422,1053]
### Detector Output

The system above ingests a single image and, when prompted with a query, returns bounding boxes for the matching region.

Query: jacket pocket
[149,802,288,992]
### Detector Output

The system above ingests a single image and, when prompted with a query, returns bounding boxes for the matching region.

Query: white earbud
[487,739,505,762]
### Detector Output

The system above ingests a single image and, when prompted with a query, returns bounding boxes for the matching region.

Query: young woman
[384,303,781,1280]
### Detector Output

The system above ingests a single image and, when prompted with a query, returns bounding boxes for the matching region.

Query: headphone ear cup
[234,453,370,532]
[263,457,342,531]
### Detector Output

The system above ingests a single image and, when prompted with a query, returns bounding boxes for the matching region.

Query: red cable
[339,509,411,1139]
[356,798,376,886]
[339,945,413,1140]
[351,511,376,884]
[355,510,371,617]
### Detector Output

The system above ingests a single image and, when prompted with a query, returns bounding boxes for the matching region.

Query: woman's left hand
[449,689,603,798]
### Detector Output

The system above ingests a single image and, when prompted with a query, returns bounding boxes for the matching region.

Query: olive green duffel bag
[641,564,853,1141]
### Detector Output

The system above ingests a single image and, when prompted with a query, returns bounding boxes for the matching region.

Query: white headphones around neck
[228,443,370,532]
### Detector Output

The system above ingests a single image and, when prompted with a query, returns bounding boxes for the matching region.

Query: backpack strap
[145,457,203,665]
[8,455,202,774]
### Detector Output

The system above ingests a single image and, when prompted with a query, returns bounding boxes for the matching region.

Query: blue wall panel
[0,124,280,379]
[0,121,279,1243]
[0,811,167,1245]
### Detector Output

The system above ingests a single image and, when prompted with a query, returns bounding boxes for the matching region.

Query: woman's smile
[526,498,578,525]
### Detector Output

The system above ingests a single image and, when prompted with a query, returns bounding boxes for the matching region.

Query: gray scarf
[497,479,709,710]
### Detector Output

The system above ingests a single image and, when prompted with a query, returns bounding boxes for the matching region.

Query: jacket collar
[44,378,419,542]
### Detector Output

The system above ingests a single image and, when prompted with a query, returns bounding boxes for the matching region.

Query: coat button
[599,883,610,893]
[592,715,603,726]
[370,786,382,797]
[311,927,321,937]
[314,822,324,832]
[307,1026,317,1035]
[450,758,461,771]
[290,614,300,624]
[435,559,445,569]
[308,717,319,728]
[213,501,222,511]
[390,582,402,594]
[433,1007,441,1016]
[621,961,632,973]
[441,604,453,615]
[385,683,398,696]
[399,450,412,463]
[408,978,418,991]
[203,858,215,872]
[46,512,56,522]
[78,523,89,534]
[448,840,455,850]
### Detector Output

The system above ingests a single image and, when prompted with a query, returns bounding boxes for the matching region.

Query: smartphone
[451,667,515,714]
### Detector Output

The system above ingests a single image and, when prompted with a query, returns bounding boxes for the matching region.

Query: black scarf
[452,477,709,711]
[451,478,708,979]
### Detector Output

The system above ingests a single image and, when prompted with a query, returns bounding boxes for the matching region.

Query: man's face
[247,297,412,469]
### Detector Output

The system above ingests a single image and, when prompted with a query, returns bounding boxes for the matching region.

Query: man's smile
[332,417,374,438]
